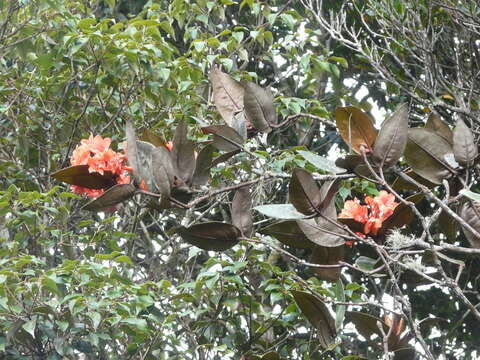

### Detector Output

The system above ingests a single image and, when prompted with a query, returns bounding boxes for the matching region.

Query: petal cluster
[338,190,398,236]
[70,135,131,198]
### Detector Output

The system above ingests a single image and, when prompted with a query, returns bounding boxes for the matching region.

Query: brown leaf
[136,141,157,191]
[82,184,136,211]
[335,106,378,153]
[139,128,165,147]
[459,201,480,248]
[297,218,345,247]
[50,165,115,189]
[210,66,245,127]
[310,245,344,282]
[337,218,364,233]
[210,149,241,167]
[380,193,423,235]
[243,81,276,133]
[453,119,478,167]
[172,120,196,185]
[391,169,437,191]
[404,128,454,184]
[125,120,140,180]
[335,155,363,172]
[291,290,336,348]
[372,103,409,168]
[151,147,172,208]
[232,187,253,237]
[192,145,214,186]
[202,125,244,152]
[176,222,242,251]
[260,221,315,249]
[345,311,389,341]
[289,168,320,215]
[425,112,453,144]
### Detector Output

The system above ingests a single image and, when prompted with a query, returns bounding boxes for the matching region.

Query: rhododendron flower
[70,135,131,198]
[164,141,173,151]
[338,190,398,237]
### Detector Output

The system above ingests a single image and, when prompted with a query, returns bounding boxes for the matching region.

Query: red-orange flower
[164,141,174,151]
[338,191,398,237]
[70,135,131,198]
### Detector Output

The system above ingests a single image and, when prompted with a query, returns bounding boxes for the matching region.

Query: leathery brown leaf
[231,187,253,237]
[172,120,196,185]
[82,184,136,211]
[425,111,453,144]
[176,222,242,251]
[243,81,276,133]
[459,201,480,248]
[372,103,409,169]
[292,290,336,348]
[453,119,478,167]
[260,220,314,249]
[335,106,378,154]
[202,125,244,152]
[404,128,454,184]
[310,245,344,282]
[50,165,115,190]
[288,168,321,215]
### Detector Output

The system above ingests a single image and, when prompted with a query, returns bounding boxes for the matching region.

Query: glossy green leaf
[372,103,408,168]
[176,222,241,251]
[297,150,344,174]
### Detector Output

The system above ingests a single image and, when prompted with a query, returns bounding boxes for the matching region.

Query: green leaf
[22,319,36,338]
[335,279,346,331]
[177,222,241,251]
[335,106,378,153]
[292,290,336,348]
[254,204,308,219]
[372,103,409,168]
[297,150,344,174]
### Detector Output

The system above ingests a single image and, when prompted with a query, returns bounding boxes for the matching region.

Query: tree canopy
[1,0,480,359]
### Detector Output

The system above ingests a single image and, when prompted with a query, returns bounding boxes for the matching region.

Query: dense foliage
[1,0,480,359]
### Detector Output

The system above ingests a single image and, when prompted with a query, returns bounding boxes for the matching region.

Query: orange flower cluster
[70,135,131,198]
[338,190,398,236]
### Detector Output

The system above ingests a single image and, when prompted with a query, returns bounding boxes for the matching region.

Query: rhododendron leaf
[231,187,253,237]
[210,149,241,167]
[438,208,458,241]
[50,165,115,189]
[404,128,454,184]
[192,144,214,186]
[372,103,409,168]
[292,290,336,348]
[176,222,241,251]
[346,311,389,341]
[353,163,379,183]
[337,218,364,233]
[172,120,196,185]
[392,169,437,191]
[310,246,344,283]
[126,120,140,179]
[335,155,363,172]
[335,106,378,153]
[380,193,423,234]
[425,112,453,144]
[210,66,244,128]
[243,81,276,133]
[139,128,164,147]
[254,204,308,219]
[453,119,478,167]
[298,150,344,174]
[289,168,320,215]
[82,184,136,211]
[314,180,339,217]
[260,221,314,249]
[459,201,480,248]
[202,125,244,152]
[297,218,345,247]
[231,110,248,140]
[151,148,172,208]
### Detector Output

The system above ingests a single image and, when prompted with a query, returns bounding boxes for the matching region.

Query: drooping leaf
[335,106,378,153]
[139,128,165,147]
[297,218,345,247]
[202,125,244,152]
[151,148,172,208]
[335,155,363,172]
[425,112,453,144]
[292,290,336,348]
[209,66,244,127]
[172,120,196,185]
[192,145,214,186]
[289,168,320,215]
[353,163,379,183]
[453,119,478,167]
[392,169,437,191]
[126,120,140,180]
[231,110,248,140]
[50,165,115,189]
[334,279,346,332]
[254,204,308,219]
[176,222,241,251]
[337,218,364,233]
[372,103,409,168]
[310,245,344,282]
[459,201,480,248]
[231,187,253,237]
[211,149,241,167]
[260,221,314,249]
[380,193,423,235]
[136,141,157,191]
[345,311,389,340]
[243,81,276,133]
[404,128,454,184]
[82,184,136,211]
[297,150,344,174]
